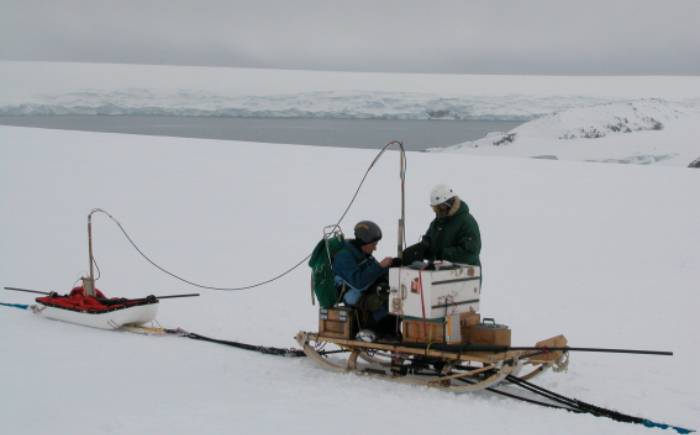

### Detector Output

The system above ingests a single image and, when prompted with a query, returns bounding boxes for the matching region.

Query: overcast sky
[2,0,699,75]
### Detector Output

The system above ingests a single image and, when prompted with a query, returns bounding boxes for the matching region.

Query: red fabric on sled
[35,287,142,313]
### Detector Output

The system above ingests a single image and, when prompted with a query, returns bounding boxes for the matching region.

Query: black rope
[167,330,307,357]
[445,368,693,433]
[504,375,583,411]
[506,375,630,419]
[485,384,580,412]
[505,375,694,433]
[166,329,347,358]
[146,327,693,433]
[447,371,579,412]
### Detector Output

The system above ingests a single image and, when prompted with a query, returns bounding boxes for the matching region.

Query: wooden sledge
[295,331,569,392]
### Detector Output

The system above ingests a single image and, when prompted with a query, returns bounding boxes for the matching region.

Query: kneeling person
[333,221,394,331]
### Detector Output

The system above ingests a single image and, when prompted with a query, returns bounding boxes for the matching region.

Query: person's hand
[379,257,394,268]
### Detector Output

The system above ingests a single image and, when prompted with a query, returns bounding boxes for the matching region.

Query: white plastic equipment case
[388,262,481,319]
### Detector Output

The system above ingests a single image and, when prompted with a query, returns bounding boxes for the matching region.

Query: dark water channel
[0,116,522,151]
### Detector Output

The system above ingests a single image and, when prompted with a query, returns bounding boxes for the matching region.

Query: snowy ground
[1,124,699,434]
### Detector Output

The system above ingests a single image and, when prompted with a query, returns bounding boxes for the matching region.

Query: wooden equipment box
[319,307,355,339]
[404,311,482,344]
[402,318,446,344]
[464,318,511,346]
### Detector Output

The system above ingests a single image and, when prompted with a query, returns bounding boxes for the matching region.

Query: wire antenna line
[90,141,406,291]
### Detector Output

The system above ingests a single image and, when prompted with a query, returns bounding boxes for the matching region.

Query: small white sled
[32,299,159,330]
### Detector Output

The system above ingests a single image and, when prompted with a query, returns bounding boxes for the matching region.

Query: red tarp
[36,287,155,313]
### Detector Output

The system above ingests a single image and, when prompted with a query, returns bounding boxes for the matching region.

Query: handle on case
[482,317,496,325]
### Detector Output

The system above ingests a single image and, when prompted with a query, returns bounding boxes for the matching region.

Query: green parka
[403,198,481,267]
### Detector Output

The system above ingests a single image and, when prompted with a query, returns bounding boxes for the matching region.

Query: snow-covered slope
[431,99,700,167]
[1,126,698,434]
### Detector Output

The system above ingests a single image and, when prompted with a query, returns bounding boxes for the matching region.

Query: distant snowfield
[1,126,699,434]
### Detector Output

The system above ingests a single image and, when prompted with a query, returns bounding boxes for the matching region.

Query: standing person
[333,221,397,334]
[403,184,482,268]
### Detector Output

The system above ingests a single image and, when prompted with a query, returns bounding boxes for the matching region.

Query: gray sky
[2,0,699,75]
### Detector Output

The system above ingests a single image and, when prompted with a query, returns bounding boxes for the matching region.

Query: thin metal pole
[398,148,406,258]
[86,209,97,296]
[401,146,406,252]
[545,346,672,356]
[407,342,673,356]
[386,140,406,259]
[154,293,200,300]
[3,286,50,295]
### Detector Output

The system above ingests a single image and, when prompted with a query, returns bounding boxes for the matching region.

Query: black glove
[390,257,402,267]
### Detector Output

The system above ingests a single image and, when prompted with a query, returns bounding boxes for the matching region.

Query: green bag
[308,235,346,309]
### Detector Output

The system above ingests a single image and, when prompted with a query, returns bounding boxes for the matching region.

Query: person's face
[361,241,378,254]
[432,202,451,217]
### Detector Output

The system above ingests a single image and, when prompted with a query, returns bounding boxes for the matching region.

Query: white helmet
[430,184,456,206]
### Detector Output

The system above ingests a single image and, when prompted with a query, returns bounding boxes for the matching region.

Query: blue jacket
[333,240,387,305]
